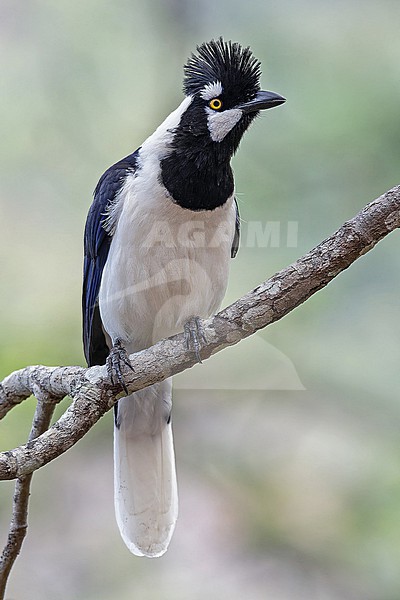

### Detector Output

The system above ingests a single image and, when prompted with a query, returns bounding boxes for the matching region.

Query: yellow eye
[209,98,223,111]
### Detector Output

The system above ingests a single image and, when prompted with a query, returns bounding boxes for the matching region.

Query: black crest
[183,38,261,103]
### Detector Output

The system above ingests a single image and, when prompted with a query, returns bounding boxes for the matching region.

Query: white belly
[99,177,236,353]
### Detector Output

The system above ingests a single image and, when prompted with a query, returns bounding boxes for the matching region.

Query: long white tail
[113,378,178,557]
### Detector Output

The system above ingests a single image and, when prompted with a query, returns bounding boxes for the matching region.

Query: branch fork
[0,184,399,598]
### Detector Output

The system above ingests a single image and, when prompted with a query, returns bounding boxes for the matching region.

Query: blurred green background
[1,1,399,598]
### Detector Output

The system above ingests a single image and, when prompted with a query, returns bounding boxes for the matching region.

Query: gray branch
[0,185,399,484]
[0,388,59,598]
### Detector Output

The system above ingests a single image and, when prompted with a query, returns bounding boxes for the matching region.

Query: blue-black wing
[231,197,240,258]
[82,150,139,366]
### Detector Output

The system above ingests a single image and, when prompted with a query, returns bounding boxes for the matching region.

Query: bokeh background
[1,1,399,598]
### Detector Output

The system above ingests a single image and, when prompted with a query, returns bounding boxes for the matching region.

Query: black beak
[236,90,286,113]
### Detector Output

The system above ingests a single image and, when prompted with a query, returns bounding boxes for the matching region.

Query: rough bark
[0,183,399,600]
[0,184,398,482]
[0,390,58,598]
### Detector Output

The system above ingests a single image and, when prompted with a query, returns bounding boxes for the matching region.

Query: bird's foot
[106,339,134,394]
[184,317,207,363]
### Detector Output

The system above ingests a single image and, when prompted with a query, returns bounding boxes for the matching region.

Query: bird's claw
[184,317,207,363]
[106,339,134,394]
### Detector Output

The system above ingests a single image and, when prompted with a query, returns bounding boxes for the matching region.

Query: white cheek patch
[206,107,243,142]
[200,81,223,101]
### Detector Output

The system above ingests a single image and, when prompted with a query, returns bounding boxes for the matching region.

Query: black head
[183,37,262,108]
[178,38,285,154]
[160,38,285,211]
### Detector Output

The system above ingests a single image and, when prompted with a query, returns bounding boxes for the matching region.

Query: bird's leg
[106,338,134,394]
[184,317,207,364]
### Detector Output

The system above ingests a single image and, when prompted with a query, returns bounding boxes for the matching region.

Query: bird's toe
[184,317,207,363]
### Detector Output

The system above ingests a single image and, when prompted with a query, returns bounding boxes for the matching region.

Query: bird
[82,37,285,558]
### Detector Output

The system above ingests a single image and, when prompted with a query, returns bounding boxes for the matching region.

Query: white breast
[98,100,236,352]
[99,179,235,351]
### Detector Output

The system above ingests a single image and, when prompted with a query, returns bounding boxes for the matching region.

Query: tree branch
[0,389,59,598]
[0,185,399,484]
